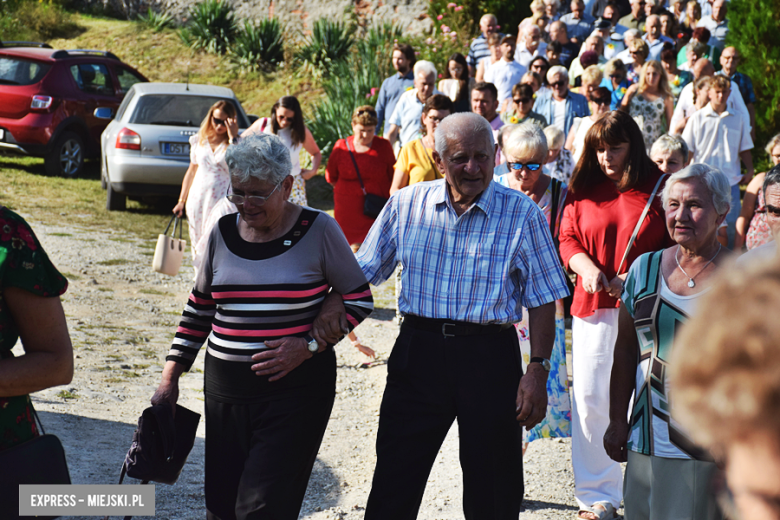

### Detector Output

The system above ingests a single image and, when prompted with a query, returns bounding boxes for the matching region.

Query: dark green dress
[0,207,68,451]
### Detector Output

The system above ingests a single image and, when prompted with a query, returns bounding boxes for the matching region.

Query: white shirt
[698,16,729,48]
[484,59,527,106]
[552,98,566,132]
[615,48,633,65]
[682,104,753,185]
[643,34,675,61]
[389,87,442,148]
[670,80,751,135]
[514,41,548,69]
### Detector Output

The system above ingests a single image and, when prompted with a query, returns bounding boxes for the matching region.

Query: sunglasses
[212,116,226,126]
[357,109,376,117]
[508,162,542,171]
[514,97,533,104]
[276,114,295,123]
[551,80,567,88]
[592,97,611,105]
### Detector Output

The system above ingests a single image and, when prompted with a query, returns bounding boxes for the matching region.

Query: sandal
[577,501,617,520]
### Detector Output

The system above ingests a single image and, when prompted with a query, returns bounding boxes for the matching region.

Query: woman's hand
[603,419,630,463]
[226,117,239,140]
[251,337,311,381]
[581,266,610,294]
[172,200,186,217]
[607,274,627,299]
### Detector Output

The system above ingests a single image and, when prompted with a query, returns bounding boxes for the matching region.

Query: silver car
[100,82,257,210]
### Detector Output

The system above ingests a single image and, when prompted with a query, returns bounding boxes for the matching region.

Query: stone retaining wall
[76,0,433,36]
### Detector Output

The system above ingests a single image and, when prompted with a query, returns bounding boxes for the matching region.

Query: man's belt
[402,315,512,337]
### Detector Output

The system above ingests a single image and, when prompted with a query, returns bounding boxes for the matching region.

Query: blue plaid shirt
[356,179,570,324]
[719,71,757,105]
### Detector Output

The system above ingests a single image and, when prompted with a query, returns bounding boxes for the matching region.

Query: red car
[0,41,148,177]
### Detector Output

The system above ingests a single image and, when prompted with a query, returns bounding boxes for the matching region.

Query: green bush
[181,0,237,54]
[0,1,81,40]
[138,7,175,32]
[726,0,780,164]
[356,23,404,82]
[296,18,355,79]
[428,0,530,41]
[229,18,285,72]
[306,54,384,161]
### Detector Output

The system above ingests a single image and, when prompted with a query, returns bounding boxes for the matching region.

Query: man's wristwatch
[303,334,319,354]
[529,357,552,372]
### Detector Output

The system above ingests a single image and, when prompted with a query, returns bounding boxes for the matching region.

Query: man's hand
[312,292,349,346]
[251,337,311,381]
[151,380,179,409]
[740,172,754,186]
[603,419,630,462]
[515,363,549,430]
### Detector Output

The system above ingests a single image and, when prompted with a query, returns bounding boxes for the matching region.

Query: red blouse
[325,136,395,246]
[559,167,673,318]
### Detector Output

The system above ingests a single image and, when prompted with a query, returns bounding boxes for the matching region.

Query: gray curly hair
[225,132,291,185]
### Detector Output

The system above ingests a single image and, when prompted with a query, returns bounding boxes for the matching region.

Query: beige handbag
[152,216,186,276]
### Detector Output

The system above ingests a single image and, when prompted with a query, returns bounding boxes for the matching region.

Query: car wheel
[106,182,126,211]
[45,131,84,178]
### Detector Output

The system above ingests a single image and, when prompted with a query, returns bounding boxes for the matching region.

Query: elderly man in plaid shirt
[356,112,570,520]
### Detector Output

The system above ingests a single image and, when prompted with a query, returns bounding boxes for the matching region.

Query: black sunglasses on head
[513,97,533,104]
[357,109,376,117]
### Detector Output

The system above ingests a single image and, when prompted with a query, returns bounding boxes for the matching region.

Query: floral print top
[0,207,68,450]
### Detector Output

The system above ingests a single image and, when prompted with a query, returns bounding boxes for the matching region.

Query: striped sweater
[167,209,373,400]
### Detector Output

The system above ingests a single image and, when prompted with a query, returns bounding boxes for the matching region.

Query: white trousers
[571,308,624,510]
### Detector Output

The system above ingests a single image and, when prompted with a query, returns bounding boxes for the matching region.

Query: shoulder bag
[152,215,186,276]
[345,138,388,219]
[616,174,667,276]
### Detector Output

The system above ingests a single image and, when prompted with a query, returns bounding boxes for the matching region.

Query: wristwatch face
[307,340,319,353]
[541,358,552,372]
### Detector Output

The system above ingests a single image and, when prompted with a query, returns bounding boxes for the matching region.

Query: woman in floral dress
[494,124,571,446]
[0,207,72,452]
[621,60,675,154]
[173,100,239,277]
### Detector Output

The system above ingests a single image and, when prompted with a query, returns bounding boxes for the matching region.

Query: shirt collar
[428,177,494,216]
[398,70,414,80]
[703,104,731,117]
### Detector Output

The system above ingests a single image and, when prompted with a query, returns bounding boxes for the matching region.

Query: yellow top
[394,139,442,185]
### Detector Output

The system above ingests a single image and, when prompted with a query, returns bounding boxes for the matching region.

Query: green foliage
[229,18,285,72]
[726,0,780,161]
[404,4,473,75]
[295,18,355,79]
[306,53,384,161]
[182,0,237,54]
[137,7,175,32]
[356,22,404,82]
[426,0,531,48]
[0,1,81,40]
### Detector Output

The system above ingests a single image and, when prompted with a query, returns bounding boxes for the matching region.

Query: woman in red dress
[326,106,395,246]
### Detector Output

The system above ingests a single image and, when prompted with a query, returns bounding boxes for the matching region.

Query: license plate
[162,142,189,155]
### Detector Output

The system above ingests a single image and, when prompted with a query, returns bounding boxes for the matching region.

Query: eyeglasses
[514,97,533,104]
[357,109,376,117]
[226,181,282,205]
[551,80,567,88]
[213,116,226,126]
[508,162,542,171]
[592,97,611,105]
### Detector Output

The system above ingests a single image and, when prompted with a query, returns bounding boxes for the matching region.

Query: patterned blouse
[0,207,68,450]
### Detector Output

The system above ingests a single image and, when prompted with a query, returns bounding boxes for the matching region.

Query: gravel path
[18,213,586,520]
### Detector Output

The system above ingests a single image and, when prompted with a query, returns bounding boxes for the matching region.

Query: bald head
[646,14,661,39]
[549,21,568,43]
[480,14,498,35]
[693,58,715,80]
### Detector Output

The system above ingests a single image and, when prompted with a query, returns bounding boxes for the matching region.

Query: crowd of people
[2,0,780,519]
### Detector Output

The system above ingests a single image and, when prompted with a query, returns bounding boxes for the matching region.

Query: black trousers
[365,323,525,520]
[204,351,336,520]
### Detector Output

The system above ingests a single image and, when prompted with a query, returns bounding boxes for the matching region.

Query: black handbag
[0,404,71,520]
[119,403,200,486]
[345,138,388,219]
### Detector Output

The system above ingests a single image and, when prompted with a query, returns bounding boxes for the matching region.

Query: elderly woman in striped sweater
[151,133,373,520]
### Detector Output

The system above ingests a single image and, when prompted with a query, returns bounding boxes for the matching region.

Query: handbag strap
[30,402,45,435]
[616,174,667,276]
[163,215,184,239]
[548,178,562,239]
[345,138,367,195]
[420,138,437,174]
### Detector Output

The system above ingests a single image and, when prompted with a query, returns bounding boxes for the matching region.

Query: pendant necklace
[674,243,722,288]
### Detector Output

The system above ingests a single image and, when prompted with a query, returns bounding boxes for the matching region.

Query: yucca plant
[295,18,355,79]
[183,0,237,54]
[229,18,285,71]
[356,23,404,85]
[138,7,175,32]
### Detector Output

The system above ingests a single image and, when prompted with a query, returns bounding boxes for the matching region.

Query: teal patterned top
[0,207,68,450]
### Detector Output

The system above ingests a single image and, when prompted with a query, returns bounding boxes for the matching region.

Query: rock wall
[79,0,433,35]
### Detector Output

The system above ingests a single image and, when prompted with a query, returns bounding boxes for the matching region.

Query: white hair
[226,133,291,185]
[543,125,565,150]
[414,60,437,80]
[504,123,549,159]
[624,28,640,40]
[651,134,689,162]
[434,112,494,157]
[547,65,569,83]
[661,163,731,216]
